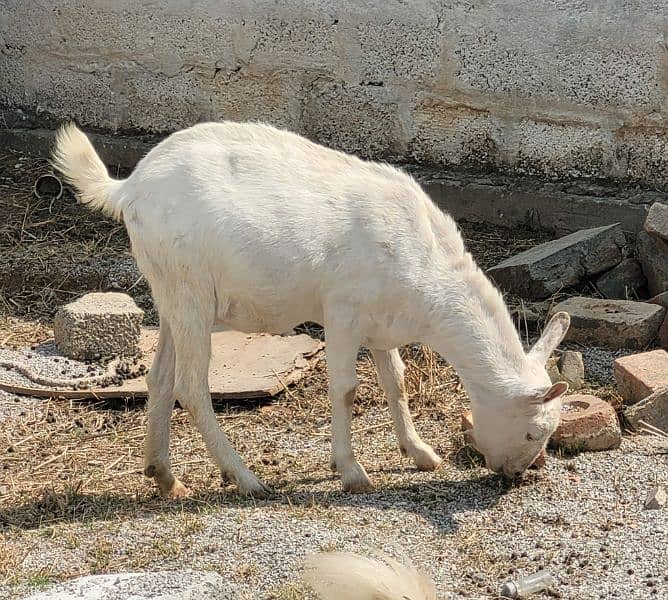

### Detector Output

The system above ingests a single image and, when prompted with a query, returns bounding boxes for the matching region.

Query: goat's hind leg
[144,321,190,498]
[169,308,270,497]
[371,348,441,471]
[325,325,372,493]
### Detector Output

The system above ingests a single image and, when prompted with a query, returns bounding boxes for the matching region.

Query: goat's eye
[525,433,534,441]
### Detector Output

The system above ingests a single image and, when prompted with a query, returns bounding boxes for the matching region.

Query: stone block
[488,224,625,299]
[636,231,668,296]
[644,202,668,241]
[624,387,668,432]
[614,350,668,404]
[594,258,646,299]
[54,292,143,361]
[550,395,621,452]
[550,297,665,350]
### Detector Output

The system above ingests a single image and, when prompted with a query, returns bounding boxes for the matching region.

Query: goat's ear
[528,311,570,364]
[532,381,568,404]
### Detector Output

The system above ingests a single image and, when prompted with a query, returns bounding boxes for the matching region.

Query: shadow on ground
[0,470,510,535]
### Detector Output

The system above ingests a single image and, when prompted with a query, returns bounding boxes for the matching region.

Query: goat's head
[470,311,570,479]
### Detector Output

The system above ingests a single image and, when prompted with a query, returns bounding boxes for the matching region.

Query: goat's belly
[215,294,321,334]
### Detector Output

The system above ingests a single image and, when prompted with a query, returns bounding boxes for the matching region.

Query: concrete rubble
[488,224,625,299]
[636,231,668,297]
[593,258,646,299]
[613,349,668,404]
[644,202,668,241]
[54,292,144,361]
[623,387,668,432]
[22,571,243,600]
[549,297,665,350]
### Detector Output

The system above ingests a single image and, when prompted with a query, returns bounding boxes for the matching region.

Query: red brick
[551,395,621,452]
[614,349,668,404]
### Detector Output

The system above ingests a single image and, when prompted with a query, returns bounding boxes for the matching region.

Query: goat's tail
[51,123,125,221]
[303,551,437,600]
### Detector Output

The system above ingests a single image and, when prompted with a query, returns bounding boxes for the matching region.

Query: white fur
[52,121,570,496]
[303,551,437,600]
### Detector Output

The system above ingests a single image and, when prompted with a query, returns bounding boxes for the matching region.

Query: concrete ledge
[412,167,656,235]
[1,126,659,234]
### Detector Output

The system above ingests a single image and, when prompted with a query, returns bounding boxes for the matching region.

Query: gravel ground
[1,380,666,600]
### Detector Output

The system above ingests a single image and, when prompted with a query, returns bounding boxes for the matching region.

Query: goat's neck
[420,256,527,402]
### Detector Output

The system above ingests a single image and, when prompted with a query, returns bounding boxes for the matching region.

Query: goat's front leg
[169,309,270,497]
[325,327,372,493]
[371,348,441,471]
[144,320,190,499]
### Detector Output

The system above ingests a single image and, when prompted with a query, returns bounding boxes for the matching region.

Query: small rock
[594,258,646,299]
[550,297,665,350]
[644,202,668,241]
[488,224,625,300]
[614,350,668,404]
[624,387,668,432]
[550,394,621,452]
[557,351,585,390]
[636,231,668,297]
[644,485,667,510]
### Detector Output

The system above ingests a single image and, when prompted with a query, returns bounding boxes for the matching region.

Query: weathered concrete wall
[1,1,667,186]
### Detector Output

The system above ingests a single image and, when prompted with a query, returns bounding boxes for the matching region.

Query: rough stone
[22,571,242,599]
[636,231,668,297]
[613,350,668,404]
[644,202,668,241]
[648,291,668,309]
[557,351,585,390]
[623,387,668,432]
[644,485,667,510]
[550,395,621,452]
[549,297,665,350]
[53,292,144,361]
[488,225,625,299]
[594,258,647,299]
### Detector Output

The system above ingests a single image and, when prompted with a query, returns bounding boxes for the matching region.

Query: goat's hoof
[236,472,272,499]
[162,478,191,500]
[341,464,373,494]
[411,445,443,472]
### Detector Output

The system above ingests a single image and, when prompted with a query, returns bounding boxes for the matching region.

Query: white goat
[52,121,569,498]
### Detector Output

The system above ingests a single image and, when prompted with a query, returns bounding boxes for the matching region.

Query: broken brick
[613,349,668,404]
[550,395,621,452]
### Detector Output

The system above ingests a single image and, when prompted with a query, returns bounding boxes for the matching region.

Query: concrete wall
[1,1,667,187]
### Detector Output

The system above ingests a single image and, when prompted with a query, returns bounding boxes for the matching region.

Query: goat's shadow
[1,467,511,537]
